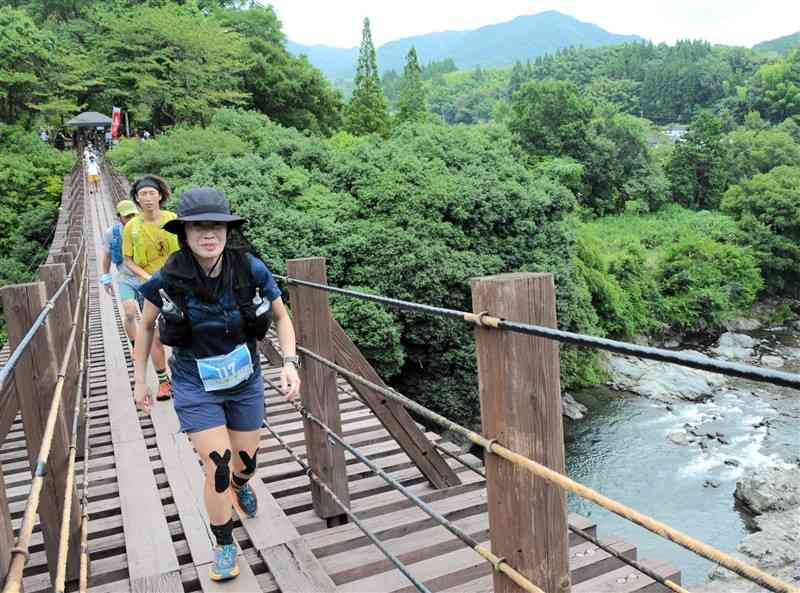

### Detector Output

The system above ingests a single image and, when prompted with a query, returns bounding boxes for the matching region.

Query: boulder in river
[734,466,800,514]
[723,318,762,332]
[668,431,690,446]
[711,332,757,360]
[760,355,784,368]
[607,354,726,402]
[562,393,587,420]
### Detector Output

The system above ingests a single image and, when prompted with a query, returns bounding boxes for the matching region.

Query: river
[564,326,800,586]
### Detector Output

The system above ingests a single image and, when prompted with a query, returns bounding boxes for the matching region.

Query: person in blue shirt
[133,187,300,582]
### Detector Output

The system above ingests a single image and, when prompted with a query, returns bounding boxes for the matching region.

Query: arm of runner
[272,297,300,401]
[124,256,151,281]
[133,298,159,415]
[100,251,114,295]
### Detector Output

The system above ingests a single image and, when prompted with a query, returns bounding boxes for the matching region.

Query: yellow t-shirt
[122,211,180,275]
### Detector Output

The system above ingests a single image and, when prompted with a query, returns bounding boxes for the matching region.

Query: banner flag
[111,107,121,138]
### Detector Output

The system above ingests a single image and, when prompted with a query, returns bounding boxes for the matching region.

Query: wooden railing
[0,163,88,586]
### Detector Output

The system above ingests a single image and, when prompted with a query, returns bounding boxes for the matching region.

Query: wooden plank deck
[0,167,683,593]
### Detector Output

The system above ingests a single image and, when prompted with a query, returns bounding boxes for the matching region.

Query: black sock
[231,473,249,491]
[156,368,169,383]
[210,519,234,546]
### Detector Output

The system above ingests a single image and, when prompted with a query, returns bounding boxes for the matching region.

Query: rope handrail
[55,296,89,593]
[0,238,86,394]
[79,328,92,593]
[2,244,88,593]
[275,275,800,390]
[433,441,692,593]
[264,376,546,593]
[296,345,800,593]
[261,416,434,593]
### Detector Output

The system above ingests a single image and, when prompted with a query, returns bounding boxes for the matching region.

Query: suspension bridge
[0,159,798,593]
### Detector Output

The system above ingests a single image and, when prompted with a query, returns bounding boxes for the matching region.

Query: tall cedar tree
[346,17,389,135]
[398,46,426,123]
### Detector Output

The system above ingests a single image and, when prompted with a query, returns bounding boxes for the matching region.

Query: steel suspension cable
[260,414,433,593]
[0,239,85,394]
[2,245,88,593]
[296,346,800,593]
[264,376,546,593]
[434,437,692,593]
[275,275,800,390]
[55,291,89,592]
[295,363,693,593]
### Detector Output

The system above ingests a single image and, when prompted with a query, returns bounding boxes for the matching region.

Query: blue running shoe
[209,543,239,581]
[235,483,258,518]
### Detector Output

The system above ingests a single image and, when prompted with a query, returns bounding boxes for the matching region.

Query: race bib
[196,343,253,392]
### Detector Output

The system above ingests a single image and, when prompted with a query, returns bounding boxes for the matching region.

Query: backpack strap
[230,250,256,308]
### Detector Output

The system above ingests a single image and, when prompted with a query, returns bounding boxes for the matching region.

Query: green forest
[2,0,800,426]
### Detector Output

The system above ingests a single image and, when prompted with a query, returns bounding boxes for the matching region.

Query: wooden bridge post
[471,273,571,593]
[39,263,80,437]
[0,282,82,583]
[53,251,77,313]
[286,257,350,525]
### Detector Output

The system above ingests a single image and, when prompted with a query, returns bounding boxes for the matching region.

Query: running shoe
[235,483,258,518]
[209,544,239,581]
[156,380,172,401]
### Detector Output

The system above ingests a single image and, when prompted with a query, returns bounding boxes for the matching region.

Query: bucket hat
[163,187,245,234]
[116,199,138,218]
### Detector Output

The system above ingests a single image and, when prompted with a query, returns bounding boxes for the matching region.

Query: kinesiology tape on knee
[210,518,234,546]
[208,449,232,493]
[232,450,258,488]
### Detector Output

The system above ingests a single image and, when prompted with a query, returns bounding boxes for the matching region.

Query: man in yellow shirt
[123,175,180,401]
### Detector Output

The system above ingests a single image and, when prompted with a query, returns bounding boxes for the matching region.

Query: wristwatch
[283,355,300,369]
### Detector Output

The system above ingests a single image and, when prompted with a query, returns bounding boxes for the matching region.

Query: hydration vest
[157,250,272,350]
[109,223,124,266]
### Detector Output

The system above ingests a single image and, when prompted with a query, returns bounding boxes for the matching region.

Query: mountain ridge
[287,10,643,80]
[753,31,800,55]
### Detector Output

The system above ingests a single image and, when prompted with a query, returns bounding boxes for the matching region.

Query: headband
[134,178,161,194]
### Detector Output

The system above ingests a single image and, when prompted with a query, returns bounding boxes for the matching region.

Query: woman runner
[133,187,300,581]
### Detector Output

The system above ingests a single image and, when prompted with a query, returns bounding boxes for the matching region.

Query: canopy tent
[64,111,113,128]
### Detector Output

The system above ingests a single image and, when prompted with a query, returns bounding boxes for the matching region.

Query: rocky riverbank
[597,316,800,588]
[696,465,800,592]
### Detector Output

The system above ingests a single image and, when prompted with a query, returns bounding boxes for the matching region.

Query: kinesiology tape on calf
[232,449,258,488]
[209,450,232,493]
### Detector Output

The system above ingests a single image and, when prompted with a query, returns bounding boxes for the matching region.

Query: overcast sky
[261,0,800,49]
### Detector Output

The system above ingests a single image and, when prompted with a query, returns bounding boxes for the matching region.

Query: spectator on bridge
[86,155,100,194]
[100,199,141,346]
[123,175,180,401]
[133,187,300,583]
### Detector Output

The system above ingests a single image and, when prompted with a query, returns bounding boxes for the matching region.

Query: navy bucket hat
[163,187,245,234]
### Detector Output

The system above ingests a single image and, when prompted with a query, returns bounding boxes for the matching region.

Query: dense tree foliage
[666,112,730,209]
[0,124,74,342]
[109,109,599,426]
[0,0,343,134]
[509,80,593,157]
[721,165,800,293]
[578,206,762,335]
[217,5,342,134]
